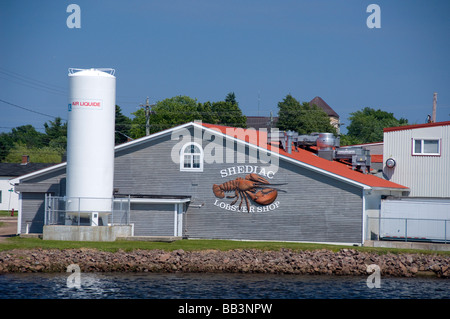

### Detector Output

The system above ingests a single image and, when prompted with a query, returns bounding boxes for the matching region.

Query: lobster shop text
[220,165,275,179]
[214,199,280,212]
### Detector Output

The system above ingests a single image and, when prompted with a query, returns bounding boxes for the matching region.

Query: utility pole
[268,111,274,129]
[258,91,261,116]
[432,92,437,123]
[140,97,154,136]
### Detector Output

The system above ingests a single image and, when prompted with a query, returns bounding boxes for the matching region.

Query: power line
[0,98,66,121]
[0,67,67,94]
[0,75,66,97]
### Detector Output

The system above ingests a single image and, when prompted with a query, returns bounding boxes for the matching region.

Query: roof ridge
[201,122,408,190]
[12,122,408,191]
[384,120,450,132]
[309,96,340,118]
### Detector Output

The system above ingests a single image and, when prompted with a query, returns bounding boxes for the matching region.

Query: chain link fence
[367,216,449,244]
[44,194,130,226]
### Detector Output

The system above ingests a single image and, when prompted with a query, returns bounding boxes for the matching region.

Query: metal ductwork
[334,147,371,174]
[267,129,371,174]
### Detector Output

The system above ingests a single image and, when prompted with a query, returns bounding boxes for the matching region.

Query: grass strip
[1,236,448,256]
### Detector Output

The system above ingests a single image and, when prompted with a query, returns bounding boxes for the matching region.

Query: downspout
[17,192,22,235]
[174,204,178,237]
[10,180,21,235]
[361,188,369,246]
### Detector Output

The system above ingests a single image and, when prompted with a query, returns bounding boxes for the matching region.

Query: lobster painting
[212,173,285,212]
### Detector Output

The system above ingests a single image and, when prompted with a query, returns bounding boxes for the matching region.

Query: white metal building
[376,121,450,243]
[383,121,450,198]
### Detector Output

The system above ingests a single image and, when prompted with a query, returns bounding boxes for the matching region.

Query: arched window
[180,142,203,172]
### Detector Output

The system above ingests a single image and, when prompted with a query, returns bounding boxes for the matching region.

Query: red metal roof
[202,123,408,190]
[384,121,450,133]
[370,155,383,163]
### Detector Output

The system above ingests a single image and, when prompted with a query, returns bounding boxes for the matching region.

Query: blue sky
[1,0,449,134]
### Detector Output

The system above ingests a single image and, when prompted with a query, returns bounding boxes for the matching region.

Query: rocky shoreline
[0,248,449,278]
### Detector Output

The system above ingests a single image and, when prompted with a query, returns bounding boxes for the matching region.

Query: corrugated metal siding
[130,203,174,236]
[383,125,450,197]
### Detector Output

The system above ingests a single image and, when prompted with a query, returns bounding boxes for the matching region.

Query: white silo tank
[66,68,116,218]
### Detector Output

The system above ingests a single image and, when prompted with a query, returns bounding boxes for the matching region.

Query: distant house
[246,96,340,133]
[0,156,55,212]
[246,115,278,130]
[309,96,340,134]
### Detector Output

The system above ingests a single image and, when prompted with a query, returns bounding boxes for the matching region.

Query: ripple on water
[0,272,448,299]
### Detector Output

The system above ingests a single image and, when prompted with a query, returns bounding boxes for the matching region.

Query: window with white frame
[412,138,440,156]
[180,142,203,171]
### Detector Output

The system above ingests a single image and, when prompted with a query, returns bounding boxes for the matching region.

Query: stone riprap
[0,248,449,278]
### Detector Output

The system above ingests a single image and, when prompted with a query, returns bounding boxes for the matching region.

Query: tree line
[0,92,408,163]
[276,94,409,145]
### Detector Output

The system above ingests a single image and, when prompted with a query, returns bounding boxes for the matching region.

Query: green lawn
[0,210,17,217]
[1,211,448,255]
[1,236,448,255]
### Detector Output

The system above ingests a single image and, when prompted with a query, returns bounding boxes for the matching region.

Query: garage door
[130,203,179,236]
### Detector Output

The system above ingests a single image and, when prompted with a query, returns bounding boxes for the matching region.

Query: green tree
[198,101,219,124]
[5,143,62,163]
[225,92,237,105]
[10,125,45,148]
[1,120,68,163]
[277,94,336,135]
[129,108,146,139]
[339,134,364,146]
[129,95,247,139]
[130,96,201,138]
[115,105,132,144]
[43,117,67,150]
[344,107,409,144]
[276,94,302,132]
[210,100,246,127]
[151,95,201,132]
[0,132,14,162]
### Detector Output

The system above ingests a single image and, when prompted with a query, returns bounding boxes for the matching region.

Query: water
[0,272,448,299]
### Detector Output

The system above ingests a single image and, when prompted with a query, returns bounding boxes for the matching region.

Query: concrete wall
[43,225,132,241]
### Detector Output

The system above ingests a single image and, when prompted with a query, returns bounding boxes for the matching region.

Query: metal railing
[44,194,130,226]
[366,217,449,244]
